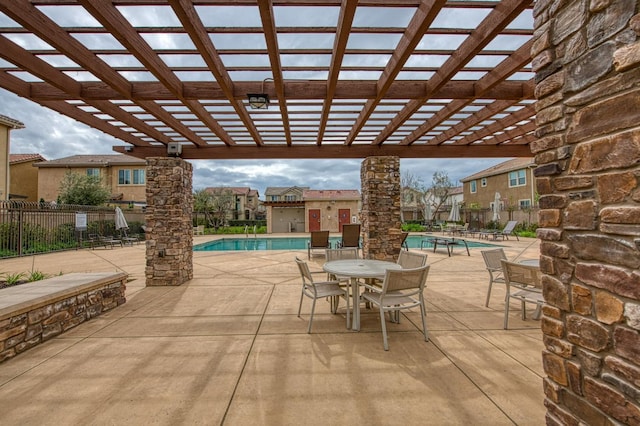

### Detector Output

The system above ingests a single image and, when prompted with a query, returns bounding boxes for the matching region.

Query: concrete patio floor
[0,234,545,425]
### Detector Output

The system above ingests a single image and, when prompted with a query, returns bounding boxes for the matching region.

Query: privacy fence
[0,201,142,259]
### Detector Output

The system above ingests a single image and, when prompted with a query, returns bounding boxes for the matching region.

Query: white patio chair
[481,249,507,307]
[295,257,350,333]
[502,260,543,329]
[361,265,430,350]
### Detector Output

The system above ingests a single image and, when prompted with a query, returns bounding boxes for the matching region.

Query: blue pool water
[193,235,500,251]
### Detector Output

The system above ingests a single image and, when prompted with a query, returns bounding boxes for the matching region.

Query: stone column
[145,157,193,286]
[360,156,402,261]
[532,1,640,424]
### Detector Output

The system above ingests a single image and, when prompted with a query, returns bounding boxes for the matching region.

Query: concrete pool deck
[0,233,545,425]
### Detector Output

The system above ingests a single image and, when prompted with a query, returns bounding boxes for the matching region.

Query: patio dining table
[323,259,402,331]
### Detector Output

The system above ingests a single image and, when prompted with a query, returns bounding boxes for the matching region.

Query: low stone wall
[0,272,127,363]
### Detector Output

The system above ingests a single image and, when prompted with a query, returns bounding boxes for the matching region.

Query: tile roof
[0,114,25,129]
[9,153,46,164]
[303,189,360,200]
[460,158,535,182]
[34,154,145,167]
[264,186,309,196]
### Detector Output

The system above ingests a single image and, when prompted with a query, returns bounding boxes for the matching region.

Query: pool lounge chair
[307,230,331,259]
[337,223,361,253]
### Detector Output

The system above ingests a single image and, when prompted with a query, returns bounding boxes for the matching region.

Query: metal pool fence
[0,201,122,258]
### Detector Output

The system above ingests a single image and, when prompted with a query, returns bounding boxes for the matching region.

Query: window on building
[470,180,477,193]
[132,169,145,184]
[509,169,526,187]
[87,168,100,177]
[118,169,131,185]
[519,199,531,209]
[285,195,296,201]
[270,195,278,201]
[481,177,487,187]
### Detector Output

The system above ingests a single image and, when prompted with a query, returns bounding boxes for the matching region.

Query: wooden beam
[257,0,292,145]
[345,0,448,145]
[372,0,532,145]
[317,0,358,145]
[113,143,533,159]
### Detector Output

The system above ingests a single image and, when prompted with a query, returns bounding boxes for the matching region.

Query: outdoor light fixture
[247,93,270,109]
[247,78,273,109]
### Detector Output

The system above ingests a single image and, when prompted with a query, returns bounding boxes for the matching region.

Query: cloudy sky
[3,89,507,196]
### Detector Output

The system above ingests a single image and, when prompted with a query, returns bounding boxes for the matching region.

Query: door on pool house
[308,209,321,232]
[338,209,350,232]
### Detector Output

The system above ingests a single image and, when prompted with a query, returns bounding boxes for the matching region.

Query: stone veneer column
[145,158,193,286]
[360,156,401,261]
[532,0,640,423]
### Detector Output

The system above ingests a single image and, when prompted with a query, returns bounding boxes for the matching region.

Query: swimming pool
[193,235,500,251]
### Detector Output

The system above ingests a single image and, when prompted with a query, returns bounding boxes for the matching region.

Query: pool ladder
[245,225,257,238]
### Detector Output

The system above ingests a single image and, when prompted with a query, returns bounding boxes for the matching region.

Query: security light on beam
[247,93,270,109]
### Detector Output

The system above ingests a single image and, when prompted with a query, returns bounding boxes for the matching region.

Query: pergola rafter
[0,0,536,159]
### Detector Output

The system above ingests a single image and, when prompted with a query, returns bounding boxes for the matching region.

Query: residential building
[263,186,308,233]
[264,186,360,233]
[0,114,25,200]
[202,186,262,221]
[461,158,537,225]
[34,154,147,204]
[303,189,360,233]
[10,153,46,201]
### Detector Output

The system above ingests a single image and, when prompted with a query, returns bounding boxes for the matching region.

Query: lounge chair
[337,224,361,253]
[307,230,331,259]
[497,220,519,241]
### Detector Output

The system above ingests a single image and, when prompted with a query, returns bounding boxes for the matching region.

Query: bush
[402,223,425,232]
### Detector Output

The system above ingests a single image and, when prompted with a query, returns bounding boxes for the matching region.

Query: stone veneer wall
[0,276,126,363]
[145,158,193,286]
[360,156,402,261]
[532,0,640,423]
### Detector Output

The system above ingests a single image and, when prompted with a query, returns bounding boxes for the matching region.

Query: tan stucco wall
[38,165,146,203]
[10,161,39,201]
[463,168,536,210]
[304,200,359,232]
[0,126,9,200]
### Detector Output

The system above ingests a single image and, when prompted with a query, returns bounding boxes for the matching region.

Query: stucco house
[264,186,360,233]
[0,114,25,200]
[9,153,46,201]
[202,186,262,221]
[460,158,537,225]
[34,154,147,205]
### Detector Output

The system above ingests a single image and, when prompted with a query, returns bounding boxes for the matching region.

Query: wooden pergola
[0,0,535,160]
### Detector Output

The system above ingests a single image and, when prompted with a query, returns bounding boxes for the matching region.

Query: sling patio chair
[307,230,331,259]
[295,257,350,333]
[481,248,507,307]
[502,259,543,329]
[336,223,361,254]
[361,265,431,350]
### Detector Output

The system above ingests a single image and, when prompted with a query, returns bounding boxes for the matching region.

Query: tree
[193,187,235,230]
[57,171,111,205]
[400,171,427,222]
[427,171,454,222]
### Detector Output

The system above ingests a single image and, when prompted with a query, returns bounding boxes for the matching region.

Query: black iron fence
[0,201,132,259]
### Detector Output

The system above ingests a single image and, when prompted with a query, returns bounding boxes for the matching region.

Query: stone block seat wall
[0,272,127,363]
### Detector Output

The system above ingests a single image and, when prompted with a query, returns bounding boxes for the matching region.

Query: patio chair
[307,230,331,259]
[361,265,430,350]
[336,224,361,253]
[501,260,543,329]
[397,250,428,269]
[481,249,507,307]
[400,232,409,251]
[497,220,519,241]
[295,257,350,333]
